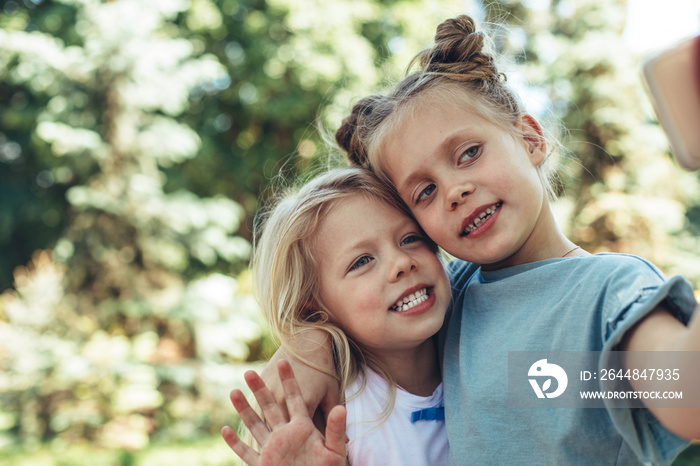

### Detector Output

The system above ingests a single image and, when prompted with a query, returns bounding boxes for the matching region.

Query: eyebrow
[342,239,374,255]
[331,238,374,269]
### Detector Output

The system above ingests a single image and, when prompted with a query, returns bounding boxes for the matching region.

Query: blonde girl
[223,167,452,465]
[263,15,699,465]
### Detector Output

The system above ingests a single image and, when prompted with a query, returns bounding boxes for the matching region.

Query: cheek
[505,168,543,208]
[415,211,447,242]
[335,282,383,314]
[416,249,444,269]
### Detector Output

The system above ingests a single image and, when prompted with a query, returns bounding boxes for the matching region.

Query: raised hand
[222,359,347,466]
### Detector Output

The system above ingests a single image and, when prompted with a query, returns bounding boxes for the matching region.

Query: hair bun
[418,14,498,82]
[433,15,481,61]
[335,95,383,167]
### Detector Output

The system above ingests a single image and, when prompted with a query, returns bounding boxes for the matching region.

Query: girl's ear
[517,114,546,166]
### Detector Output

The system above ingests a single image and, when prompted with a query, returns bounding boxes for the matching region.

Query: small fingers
[244,370,289,428]
[229,389,271,445]
[221,425,259,466]
[259,358,291,420]
[324,405,347,457]
[277,359,310,419]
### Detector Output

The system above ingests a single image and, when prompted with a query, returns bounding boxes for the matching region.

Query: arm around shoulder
[261,328,341,426]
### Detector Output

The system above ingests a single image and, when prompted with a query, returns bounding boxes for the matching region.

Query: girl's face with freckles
[381,100,559,270]
[314,195,450,357]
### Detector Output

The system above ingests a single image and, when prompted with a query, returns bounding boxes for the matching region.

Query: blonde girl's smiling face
[382,100,555,269]
[314,195,450,355]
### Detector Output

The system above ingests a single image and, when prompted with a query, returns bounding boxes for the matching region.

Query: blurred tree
[0,0,259,449]
[0,1,78,292]
[482,0,700,285]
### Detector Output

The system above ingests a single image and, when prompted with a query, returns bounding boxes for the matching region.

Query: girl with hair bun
[258,14,700,465]
[222,167,451,465]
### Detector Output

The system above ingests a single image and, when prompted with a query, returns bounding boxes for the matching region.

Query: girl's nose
[447,183,473,210]
[389,251,417,281]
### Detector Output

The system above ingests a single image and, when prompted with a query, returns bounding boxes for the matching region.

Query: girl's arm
[622,305,700,440]
[222,359,347,466]
[260,328,340,430]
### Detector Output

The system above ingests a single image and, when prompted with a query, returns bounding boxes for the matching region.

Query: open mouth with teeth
[461,202,502,236]
[389,287,431,312]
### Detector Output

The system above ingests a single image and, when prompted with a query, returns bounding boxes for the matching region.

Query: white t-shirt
[345,368,449,465]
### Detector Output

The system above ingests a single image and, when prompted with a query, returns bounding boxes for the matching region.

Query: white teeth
[462,202,501,236]
[391,288,428,312]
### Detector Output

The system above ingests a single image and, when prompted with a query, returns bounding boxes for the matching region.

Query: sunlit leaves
[0,0,256,450]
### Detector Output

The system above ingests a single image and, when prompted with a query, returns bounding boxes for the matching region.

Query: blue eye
[458,145,481,164]
[417,184,436,203]
[350,255,372,271]
[401,234,423,246]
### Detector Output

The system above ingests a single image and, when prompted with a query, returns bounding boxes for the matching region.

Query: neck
[371,338,441,396]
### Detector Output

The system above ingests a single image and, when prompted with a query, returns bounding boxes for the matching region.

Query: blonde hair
[253,166,436,407]
[335,15,560,199]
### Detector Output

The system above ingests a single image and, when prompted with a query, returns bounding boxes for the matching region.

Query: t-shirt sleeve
[599,259,697,465]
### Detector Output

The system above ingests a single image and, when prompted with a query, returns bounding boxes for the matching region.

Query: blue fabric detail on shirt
[411,406,445,422]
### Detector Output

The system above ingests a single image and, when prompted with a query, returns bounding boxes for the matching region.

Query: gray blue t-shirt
[442,253,696,465]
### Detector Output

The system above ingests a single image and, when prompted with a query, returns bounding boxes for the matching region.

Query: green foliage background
[0,0,698,463]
